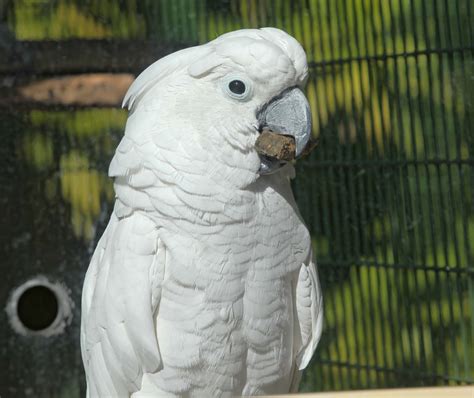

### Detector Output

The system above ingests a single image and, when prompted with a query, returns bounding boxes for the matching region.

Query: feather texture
[81,27,322,397]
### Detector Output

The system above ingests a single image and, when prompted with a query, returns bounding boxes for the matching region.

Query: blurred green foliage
[3,0,473,392]
[18,109,124,241]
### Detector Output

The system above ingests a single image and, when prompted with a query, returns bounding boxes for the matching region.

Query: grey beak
[257,87,312,157]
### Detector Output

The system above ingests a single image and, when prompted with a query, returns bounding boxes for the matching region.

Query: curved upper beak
[257,86,312,158]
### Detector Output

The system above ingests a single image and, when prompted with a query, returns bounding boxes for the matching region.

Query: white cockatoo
[81,28,323,397]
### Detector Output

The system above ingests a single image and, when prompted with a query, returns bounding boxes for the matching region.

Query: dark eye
[223,77,253,101]
[228,80,246,95]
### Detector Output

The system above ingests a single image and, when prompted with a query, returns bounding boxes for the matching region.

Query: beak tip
[295,103,312,157]
[257,87,312,159]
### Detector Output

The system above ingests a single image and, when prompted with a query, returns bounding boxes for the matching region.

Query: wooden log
[9,73,133,107]
[0,73,134,108]
[0,39,192,75]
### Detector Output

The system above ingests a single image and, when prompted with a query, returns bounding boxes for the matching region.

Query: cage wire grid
[1,0,474,394]
[290,0,474,391]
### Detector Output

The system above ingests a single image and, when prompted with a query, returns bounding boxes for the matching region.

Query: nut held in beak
[255,129,296,161]
[255,128,319,161]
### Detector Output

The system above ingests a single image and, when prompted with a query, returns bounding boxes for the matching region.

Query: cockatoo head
[123,28,311,186]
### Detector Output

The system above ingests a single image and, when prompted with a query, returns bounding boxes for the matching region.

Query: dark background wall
[0,1,473,397]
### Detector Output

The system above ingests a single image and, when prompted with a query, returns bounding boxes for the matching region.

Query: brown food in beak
[255,128,318,161]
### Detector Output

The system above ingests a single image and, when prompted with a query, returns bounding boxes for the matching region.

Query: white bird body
[81,28,323,397]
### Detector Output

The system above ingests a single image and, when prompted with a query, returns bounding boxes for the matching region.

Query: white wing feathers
[287,258,323,393]
[81,210,164,397]
[295,258,323,370]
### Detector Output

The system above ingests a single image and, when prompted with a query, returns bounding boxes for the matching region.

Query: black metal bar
[304,158,474,167]
[0,39,193,76]
[453,0,474,381]
[314,0,345,388]
[337,0,366,388]
[360,0,385,386]
[324,0,353,389]
[375,0,399,386]
[318,259,474,275]
[408,0,436,376]
[315,359,474,383]
[308,46,474,69]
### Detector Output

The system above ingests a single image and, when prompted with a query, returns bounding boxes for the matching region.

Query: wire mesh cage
[0,0,472,396]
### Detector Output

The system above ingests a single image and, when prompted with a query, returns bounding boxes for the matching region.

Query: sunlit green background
[0,0,473,396]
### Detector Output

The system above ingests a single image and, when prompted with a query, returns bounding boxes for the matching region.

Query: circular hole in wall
[17,285,59,331]
[6,277,73,337]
